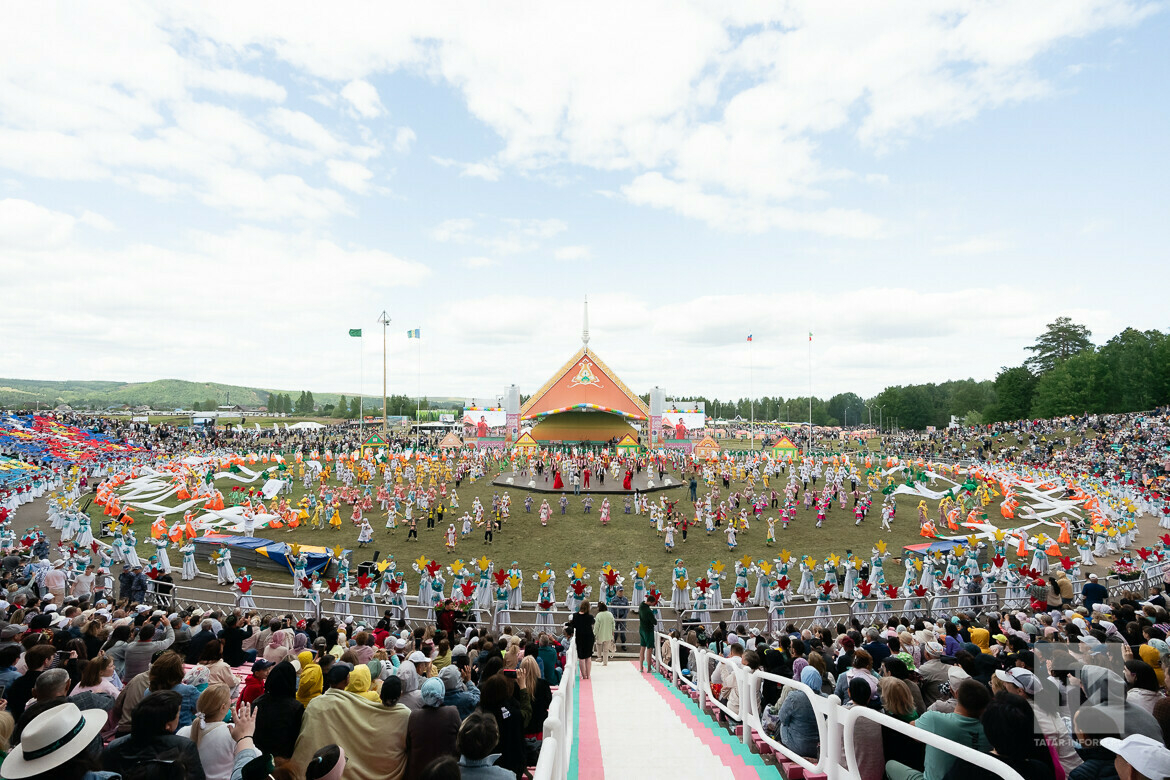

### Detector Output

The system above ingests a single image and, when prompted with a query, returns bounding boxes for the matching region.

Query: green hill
[0,377,404,411]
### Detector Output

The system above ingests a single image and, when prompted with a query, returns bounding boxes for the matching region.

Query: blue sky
[1,3,1167,403]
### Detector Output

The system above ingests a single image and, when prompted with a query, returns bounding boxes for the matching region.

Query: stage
[490,468,685,495]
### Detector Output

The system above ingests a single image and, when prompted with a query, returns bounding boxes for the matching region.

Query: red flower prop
[326,578,342,593]
[857,581,872,598]
[775,576,790,591]
[461,582,476,598]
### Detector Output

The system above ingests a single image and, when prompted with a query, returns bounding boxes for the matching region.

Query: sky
[1,2,1168,403]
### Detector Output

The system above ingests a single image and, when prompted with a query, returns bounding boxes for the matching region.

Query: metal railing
[533,640,579,780]
[652,630,1029,780]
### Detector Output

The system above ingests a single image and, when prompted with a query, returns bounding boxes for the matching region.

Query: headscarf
[183,665,211,689]
[264,660,298,698]
[420,677,446,708]
[1138,643,1165,685]
[293,632,309,652]
[395,661,421,694]
[296,651,322,706]
[343,664,380,702]
[800,666,823,695]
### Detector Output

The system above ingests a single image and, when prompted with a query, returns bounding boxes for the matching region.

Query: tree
[333,395,349,419]
[988,367,1036,422]
[304,391,315,413]
[294,392,309,414]
[1030,350,1103,418]
[1024,316,1093,374]
[349,396,362,419]
[826,393,865,427]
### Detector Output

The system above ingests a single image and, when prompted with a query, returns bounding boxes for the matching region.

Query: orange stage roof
[521,347,649,421]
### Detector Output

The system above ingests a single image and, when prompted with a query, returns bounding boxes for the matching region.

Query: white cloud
[392,127,416,153]
[934,236,1012,256]
[431,156,499,181]
[554,245,591,261]
[79,210,116,231]
[340,79,385,118]
[0,198,76,249]
[326,160,374,194]
[461,256,496,268]
[0,4,1155,233]
[430,217,567,255]
[460,162,499,181]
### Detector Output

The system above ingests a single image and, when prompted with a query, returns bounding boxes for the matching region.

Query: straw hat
[0,703,105,778]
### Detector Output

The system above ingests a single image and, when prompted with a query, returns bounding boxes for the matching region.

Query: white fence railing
[650,630,1029,780]
[533,640,578,780]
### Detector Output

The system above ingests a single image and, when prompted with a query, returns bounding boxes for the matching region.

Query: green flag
[349,329,362,337]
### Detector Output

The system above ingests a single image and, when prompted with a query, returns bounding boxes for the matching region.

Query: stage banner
[462,401,508,439]
[662,409,705,440]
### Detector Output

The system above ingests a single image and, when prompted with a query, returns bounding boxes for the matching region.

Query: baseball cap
[394,638,407,650]
[408,651,429,664]
[251,658,275,672]
[1088,573,1098,580]
[995,668,1040,695]
[1101,735,1170,780]
[0,624,24,640]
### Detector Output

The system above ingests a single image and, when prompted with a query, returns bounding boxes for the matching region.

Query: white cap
[1101,735,1170,780]
[1088,573,1098,580]
[994,668,1040,695]
[948,666,969,688]
[408,651,429,663]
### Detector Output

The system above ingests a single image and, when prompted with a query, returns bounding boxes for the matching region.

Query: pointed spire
[582,295,590,351]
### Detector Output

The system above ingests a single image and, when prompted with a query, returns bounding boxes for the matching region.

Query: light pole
[876,405,886,434]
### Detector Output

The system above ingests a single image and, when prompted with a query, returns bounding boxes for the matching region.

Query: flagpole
[749,336,754,452]
[359,331,364,432]
[808,331,813,454]
[418,332,423,451]
[378,311,389,432]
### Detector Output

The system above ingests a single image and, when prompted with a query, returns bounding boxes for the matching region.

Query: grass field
[86,457,1016,588]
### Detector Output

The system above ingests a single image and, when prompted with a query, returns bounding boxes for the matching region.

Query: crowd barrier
[144,555,1170,638]
[651,631,1027,780]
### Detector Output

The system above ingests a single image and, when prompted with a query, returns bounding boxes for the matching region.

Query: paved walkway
[573,661,772,779]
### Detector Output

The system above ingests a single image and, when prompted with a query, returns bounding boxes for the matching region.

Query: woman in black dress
[570,600,595,679]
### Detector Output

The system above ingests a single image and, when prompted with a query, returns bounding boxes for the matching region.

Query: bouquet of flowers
[1109,556,1142,581]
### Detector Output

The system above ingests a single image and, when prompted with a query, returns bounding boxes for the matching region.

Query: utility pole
[378,311,390,432]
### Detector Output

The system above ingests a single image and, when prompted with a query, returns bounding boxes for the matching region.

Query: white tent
[288,421,326,430]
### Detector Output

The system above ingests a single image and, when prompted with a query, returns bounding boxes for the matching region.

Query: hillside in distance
[0,377,433,411]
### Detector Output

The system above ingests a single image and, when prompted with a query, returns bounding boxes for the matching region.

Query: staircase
[573,660,778,779]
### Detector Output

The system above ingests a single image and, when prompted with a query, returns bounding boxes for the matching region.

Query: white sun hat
[0,702,106,778]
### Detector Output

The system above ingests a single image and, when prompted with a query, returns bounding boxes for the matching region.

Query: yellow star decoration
[778,549,792,564]
[674,576,688,590]
[914,558,924,572]
[537,570,550,583]
[711,560,725,575]
[737,555,752,570]
[993,528,1006,542]
[415,555,430,571]
[634,563,649,578]
[331,545,343,559]
[827,553,841,568]
[757,561,773,576]
[852,557,864,570]
[571,563,587,580]
[600,564,615,576]
[450,560,465,574]
[875,540,887,555]
[508,575,521,589]
[966,535,979,548]
[477,556,491,571]
[932,550,944,561]
[804,557,818,569]
[376,560,390,573]
[290,543,302,557]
